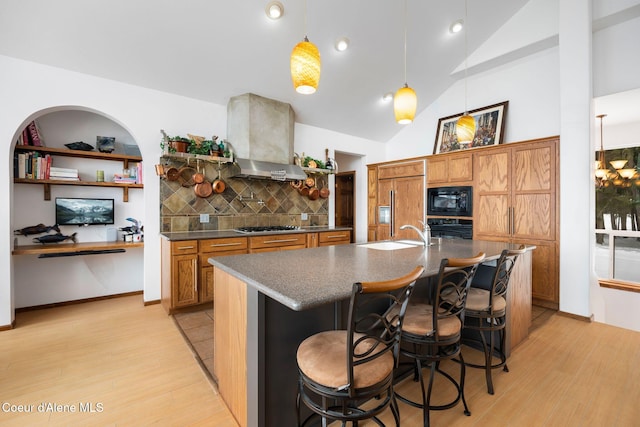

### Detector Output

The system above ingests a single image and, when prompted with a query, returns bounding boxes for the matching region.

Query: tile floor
[173,307,215,380]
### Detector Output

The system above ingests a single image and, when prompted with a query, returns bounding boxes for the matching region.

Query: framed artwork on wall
[433,101,508,154]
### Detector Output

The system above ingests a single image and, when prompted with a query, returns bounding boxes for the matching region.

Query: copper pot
[165,167,180,181]
[305,177,315,188]
[212,165,226,194]
[178,166,197,187]
[319,177,330,199]
[194,180,213,198]
[155,164,166,177]
[308,186,319,200]
[193,162,205,184]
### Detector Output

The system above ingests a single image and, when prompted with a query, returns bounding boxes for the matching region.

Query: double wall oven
[426,185,473,239]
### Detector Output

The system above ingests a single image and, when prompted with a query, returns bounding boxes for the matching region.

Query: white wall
[0,55,383,326]
[384,0,640,331]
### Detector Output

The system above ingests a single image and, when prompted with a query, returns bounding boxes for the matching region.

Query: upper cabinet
[426,151,473,186]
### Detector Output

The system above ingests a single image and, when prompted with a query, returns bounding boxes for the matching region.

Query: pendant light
[456,0,476,146]
[290,0,321,94]
[394,0,417,124]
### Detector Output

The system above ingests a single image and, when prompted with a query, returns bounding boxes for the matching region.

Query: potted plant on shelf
[168,136,191,153]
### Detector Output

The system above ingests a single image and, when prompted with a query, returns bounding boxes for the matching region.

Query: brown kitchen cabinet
[367,166,379,242]
[318,230,351,246]
[248,233,307,253]
[426,151,473,186]
[367,159,426,242]
[375,159,425,241]
[307,230,351,247]
[473,136,559,308]
[161,236,248,313]
[199,237,249,304]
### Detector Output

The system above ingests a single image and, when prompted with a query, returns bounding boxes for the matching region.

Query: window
[595,146,640,291]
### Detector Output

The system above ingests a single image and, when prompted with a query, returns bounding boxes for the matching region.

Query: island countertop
[209,239,533,311]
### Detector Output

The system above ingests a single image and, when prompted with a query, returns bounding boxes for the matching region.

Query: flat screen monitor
[55,198,115,226]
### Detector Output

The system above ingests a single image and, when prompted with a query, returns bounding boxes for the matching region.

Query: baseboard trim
[0,320,16,331]
[15,291,144,313]
[144,299,161,306]
[557,310,593,323]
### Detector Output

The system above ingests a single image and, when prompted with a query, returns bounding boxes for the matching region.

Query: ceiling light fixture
[335,37,350,52]
[290,0,321,94]
[450,19,464,34]
[595,114,639,187]
[394,0,417,124]
[382,92,394,102]
[456,0,476,146]
[265,1,284,20]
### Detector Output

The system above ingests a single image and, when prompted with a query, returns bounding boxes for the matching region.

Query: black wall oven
[427,186,472,217]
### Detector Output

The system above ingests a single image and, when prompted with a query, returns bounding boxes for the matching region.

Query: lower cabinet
[307,230,352,248]
[249,233,307,253]
[161,237,248,313]
[161,230,351,313]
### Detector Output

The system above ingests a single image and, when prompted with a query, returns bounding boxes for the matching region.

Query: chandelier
[595,114,639,188]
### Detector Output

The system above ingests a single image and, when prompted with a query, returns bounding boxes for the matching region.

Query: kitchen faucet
[400,221,431,246]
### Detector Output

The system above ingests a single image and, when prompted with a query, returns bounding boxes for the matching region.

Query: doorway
[335,172,355,242]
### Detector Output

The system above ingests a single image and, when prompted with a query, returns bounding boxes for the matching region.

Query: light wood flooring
[0,295,237,426]
[3,296,640,426]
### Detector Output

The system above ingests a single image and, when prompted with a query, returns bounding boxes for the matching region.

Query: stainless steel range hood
[226,93,307,182]
[229,157,307,181]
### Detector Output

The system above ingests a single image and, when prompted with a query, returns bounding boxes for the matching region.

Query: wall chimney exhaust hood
[230,157,307,181]
[226,93,306,181]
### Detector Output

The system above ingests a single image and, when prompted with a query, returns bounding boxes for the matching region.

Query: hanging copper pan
[194,179,213,198]
[319,177,330,199]
[212,164,226,194]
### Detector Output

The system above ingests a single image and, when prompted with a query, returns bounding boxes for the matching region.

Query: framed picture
[433,101,508,154]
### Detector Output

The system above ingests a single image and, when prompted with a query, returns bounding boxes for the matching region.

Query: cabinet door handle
[390,190,395,238]
[263,238,299,244]
[511,207,515,235]
[325,235,345,239]
[209,242,242,247]
[177,245,195,250]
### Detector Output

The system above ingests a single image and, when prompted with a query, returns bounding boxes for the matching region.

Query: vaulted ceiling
[0,0,572,143]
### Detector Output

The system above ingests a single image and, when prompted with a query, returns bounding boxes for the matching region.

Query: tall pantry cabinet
[367,159,426,242]
[473,137,559,309]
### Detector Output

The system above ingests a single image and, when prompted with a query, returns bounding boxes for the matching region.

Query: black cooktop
[234,225,300,234]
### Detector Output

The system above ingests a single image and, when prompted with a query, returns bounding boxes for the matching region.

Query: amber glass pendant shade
[291,37,321,95]
[394,84,417,124]
[456,114,476,145]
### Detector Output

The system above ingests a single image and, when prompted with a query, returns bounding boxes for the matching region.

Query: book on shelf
[49,176,80,181]
[50,171,79,178]
[50,166,79,174]
[19,120,45,146]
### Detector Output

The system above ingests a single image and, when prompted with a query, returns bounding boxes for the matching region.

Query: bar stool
[295,266,424,426]
[463,246,526,394]
[394,253,485,427]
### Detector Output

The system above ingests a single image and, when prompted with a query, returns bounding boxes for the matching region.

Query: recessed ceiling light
[265,1,284,20]
[382,92,394,102]
[335,37,350,52]
[450,19,464,34]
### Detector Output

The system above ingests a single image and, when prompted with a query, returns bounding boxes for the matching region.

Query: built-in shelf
[162,152,232,163]
[12,241,144,256]
[14,145,143,202]
[302,167,335,175]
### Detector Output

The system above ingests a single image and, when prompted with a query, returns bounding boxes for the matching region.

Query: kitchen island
[209,239,533,427]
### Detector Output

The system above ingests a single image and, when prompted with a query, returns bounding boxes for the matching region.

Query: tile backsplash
[159,158,328,233]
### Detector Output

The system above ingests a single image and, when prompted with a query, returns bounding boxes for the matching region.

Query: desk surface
[209,239,532,311]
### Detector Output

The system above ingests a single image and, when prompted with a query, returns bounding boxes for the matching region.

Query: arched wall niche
[10,105,145,310]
